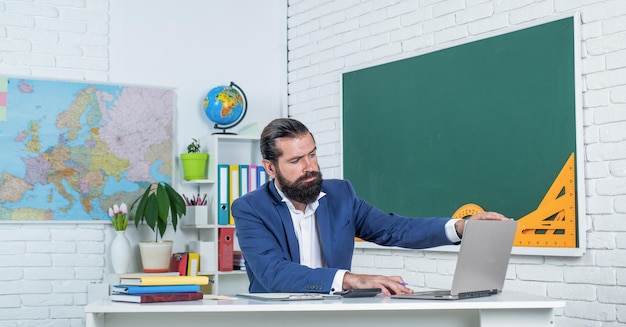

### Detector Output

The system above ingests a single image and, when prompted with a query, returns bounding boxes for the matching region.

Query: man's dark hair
[260,118,314,164]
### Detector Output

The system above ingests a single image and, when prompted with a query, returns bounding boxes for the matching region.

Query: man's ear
[262,159,276,179]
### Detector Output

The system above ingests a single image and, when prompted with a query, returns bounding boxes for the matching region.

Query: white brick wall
[0,224,104,326]
[0,0,109,325]
[287,0,626,325]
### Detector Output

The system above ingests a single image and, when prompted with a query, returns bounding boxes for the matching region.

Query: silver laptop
[391,219,517,300]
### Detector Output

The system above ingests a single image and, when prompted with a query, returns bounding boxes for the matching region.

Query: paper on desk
[236,293,327,301]
[203,295,237,300]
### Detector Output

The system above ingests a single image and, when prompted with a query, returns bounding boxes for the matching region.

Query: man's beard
[276,169,323,205]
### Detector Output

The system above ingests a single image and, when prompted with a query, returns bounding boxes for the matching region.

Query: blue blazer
[232,179,453,293]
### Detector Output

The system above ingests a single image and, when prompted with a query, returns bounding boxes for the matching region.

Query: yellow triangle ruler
[452,153,577,248]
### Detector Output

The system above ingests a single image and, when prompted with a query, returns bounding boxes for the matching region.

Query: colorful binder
[169,252,188,276]
[187,252,200,276]
[218,228,234,271]
[248,164,258,192]
[239,165,249,198]
[258,166,267,187]
[229,164,239,225]
[217,164,230,225]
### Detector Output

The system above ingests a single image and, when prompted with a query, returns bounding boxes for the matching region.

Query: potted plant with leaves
[131,182,187,272]
[180,138,209,180]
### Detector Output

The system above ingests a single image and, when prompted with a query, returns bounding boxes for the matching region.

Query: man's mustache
[296,171,321,184]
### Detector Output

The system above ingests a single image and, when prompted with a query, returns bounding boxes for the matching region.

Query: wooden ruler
[451,153,577,248]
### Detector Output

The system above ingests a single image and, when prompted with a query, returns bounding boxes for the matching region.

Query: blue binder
[257,166,268,187]
[217,164,230,225]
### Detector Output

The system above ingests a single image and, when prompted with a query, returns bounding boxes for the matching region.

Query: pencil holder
[185,205,209,225]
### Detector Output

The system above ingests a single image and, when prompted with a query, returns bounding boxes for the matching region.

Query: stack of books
[111,275,210,303]
[233,251,245,271]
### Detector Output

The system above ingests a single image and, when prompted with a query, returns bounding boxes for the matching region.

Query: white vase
[110,231,131,274]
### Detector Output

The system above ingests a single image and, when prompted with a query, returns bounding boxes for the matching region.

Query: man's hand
[454,211,511,237]
[342,272,412,296]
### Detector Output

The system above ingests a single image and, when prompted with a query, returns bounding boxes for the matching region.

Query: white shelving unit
[181,134,261,295]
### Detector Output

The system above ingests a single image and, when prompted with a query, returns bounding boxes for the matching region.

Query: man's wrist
[455,220,463,238]
[332,270,348,293]
[445,219,462,243]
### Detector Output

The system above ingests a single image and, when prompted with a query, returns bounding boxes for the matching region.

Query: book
[118,275,210,286]
[119,271,180,276]
[111,284,201,294]
[233,250,245,270]
[110,292,204,303]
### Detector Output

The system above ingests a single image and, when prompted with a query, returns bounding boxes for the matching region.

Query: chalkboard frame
[340,14,585,257]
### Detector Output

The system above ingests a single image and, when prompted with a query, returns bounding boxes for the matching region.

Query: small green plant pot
[181,153,209,180]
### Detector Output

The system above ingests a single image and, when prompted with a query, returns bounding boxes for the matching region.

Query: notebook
[391,219,518,300]
[236,293,340,301]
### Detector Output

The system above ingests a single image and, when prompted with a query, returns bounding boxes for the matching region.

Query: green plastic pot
[181,153,209,180]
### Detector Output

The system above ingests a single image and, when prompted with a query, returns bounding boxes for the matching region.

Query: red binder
[218,228,234,271]
[170,252,188,276]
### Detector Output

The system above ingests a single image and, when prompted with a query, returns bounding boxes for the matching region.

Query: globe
[203,82,248,134]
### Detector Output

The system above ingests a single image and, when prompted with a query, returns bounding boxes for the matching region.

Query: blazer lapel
[269,181,301,263]
[315,196,335,266]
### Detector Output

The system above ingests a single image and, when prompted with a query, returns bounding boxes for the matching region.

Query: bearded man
[232,118,508,295]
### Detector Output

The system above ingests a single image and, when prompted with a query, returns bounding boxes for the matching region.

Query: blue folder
[111,284,201,294]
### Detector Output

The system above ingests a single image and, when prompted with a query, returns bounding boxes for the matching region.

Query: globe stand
[212,124,238,135]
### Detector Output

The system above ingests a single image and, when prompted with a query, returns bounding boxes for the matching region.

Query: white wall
[286,0,625,326]
[107,0,287,268]
[0,1,286,326]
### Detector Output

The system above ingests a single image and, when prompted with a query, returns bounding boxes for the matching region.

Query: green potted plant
[130,182,187,272]
[180,138,210,180]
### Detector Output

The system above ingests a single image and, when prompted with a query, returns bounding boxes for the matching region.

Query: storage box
[189,240,217,273]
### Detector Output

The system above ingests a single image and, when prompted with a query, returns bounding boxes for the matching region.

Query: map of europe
[0,77,174,221]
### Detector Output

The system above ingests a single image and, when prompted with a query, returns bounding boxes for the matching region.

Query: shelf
[218,270,247,276]
[182,179,215,184]
[181,223,217,229]
[179,134,258,295]
[197,270,247,276]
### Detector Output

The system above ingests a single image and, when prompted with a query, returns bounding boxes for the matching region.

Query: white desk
[85,291,564,327]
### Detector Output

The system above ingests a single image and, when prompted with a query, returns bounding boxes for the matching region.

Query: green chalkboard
[342,17,579,244]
